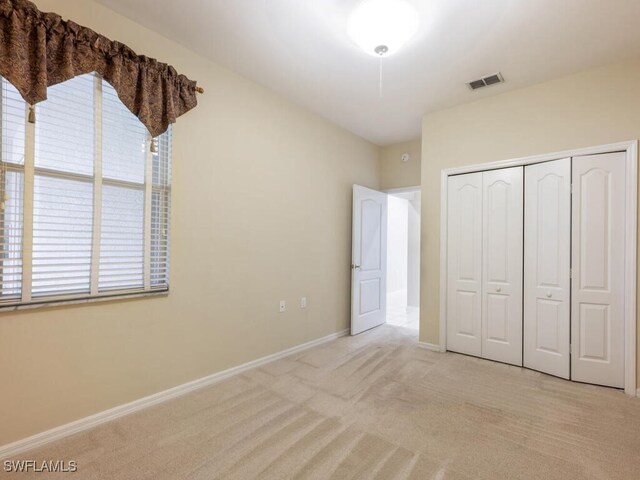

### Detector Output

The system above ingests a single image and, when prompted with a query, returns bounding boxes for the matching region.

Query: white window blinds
[151,132,171,287]
[99,80,147,291]
[0,79,25,300]
[33,75,95,297]
[0,72,171,306]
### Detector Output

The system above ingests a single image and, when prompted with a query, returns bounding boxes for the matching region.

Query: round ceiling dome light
[347,0,420,57]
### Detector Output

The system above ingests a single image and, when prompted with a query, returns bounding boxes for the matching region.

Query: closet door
[447,173,482,357]
[571,153,625,388]
[481,167,523,366]
[524,159,571,378]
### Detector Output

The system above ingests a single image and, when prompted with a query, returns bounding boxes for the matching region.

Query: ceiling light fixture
[348,0,419,97]
[347,0,420,58]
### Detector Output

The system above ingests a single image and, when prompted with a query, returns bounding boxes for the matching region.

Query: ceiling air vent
[467,72,504,90]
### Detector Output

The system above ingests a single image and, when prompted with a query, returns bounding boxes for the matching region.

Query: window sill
[0,290,169,313]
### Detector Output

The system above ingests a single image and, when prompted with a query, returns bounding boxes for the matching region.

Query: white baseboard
[418,341,444,352]
[0,328,349,460]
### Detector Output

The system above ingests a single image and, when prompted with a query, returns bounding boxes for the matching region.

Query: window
[0,73,171,306]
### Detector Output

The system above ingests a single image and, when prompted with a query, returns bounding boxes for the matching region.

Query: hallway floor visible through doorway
[387,306,418,330]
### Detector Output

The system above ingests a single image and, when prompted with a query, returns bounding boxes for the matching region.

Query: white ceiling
[97,0,640,146]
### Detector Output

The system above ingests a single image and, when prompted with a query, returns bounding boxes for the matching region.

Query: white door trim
[384,185,421,194]
[439,140,638,396]
[624,142,638,396]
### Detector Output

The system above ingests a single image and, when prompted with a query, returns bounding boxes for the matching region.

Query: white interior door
[524,159,571,378]
[351,185,387,335]
[571,153,626,388]
[446,173,483,356]
[481,167,523,366]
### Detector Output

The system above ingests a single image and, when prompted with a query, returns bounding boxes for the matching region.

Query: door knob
[351,264,361,270]
[546,292,552,298]
[496,287,501,292]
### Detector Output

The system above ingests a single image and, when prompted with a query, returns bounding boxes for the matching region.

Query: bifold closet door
[571,152,626,388]
[524,159,571,379]
[447,172,483,357]
[481,167,523,366]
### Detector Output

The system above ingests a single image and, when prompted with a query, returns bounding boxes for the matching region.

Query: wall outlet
[300,297,307,309]
[279,300,286,312]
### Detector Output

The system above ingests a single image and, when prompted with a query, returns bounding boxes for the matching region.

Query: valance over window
[0,0,198,136]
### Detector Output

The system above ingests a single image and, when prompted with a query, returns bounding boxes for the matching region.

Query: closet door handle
[546,292,552,298]
[496,287,501,292]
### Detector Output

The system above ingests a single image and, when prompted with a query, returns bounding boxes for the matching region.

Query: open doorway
[350,184,420,336]
[386,188,420,331]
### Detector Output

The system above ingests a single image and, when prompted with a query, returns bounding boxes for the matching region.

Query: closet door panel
[524,158,571,379]
[571,153,625,388]
[447,173,483,357]
[481,167,523,366]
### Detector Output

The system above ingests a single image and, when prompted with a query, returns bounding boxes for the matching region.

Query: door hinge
[570,268,572,279]
[570,344,573,354]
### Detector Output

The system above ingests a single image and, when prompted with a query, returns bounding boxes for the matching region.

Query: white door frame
[439,140,638,396]
[384,186,421,194]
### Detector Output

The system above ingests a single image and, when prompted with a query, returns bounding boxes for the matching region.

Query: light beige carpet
[7,325,640,479]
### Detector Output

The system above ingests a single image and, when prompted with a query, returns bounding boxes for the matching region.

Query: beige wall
[420,59,640,383]
[0,0,380,445]
[380,138,421,190]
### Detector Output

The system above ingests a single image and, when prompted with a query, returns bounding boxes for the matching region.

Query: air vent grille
[467,72,504,90]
